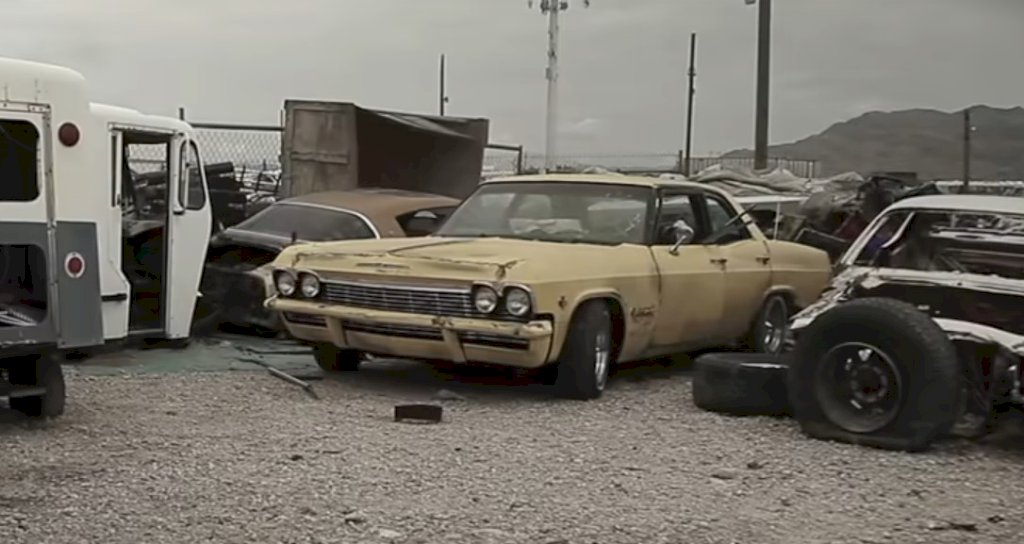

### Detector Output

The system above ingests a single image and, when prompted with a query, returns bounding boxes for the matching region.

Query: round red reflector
[58,122,80,147]
[65,252,85,278]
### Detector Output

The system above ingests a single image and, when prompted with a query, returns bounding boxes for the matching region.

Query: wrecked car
[266,174,832,400]
[786,194,1024,451]
[197,188,459,332]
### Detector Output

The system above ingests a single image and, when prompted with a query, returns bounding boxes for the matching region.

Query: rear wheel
[6,354,66,419]
[313,343,362,372]
[554,300,614,400]
[746,294,790,354]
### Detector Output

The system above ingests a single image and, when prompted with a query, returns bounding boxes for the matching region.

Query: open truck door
[165,137,212,339]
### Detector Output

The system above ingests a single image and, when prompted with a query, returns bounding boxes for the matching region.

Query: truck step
[0,385,47,399]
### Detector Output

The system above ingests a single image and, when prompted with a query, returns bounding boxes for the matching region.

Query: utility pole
[683,32,697,177]
[533,0,589,174]
[751,0,772,170]
[961,107,972,194]
[439,54,449,116]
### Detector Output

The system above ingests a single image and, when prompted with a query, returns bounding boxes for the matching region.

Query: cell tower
[530,0,589,173]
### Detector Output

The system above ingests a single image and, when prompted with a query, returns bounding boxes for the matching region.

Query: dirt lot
[2,337,1024,544]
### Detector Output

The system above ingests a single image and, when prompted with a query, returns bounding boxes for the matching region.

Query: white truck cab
[0,57,212,417]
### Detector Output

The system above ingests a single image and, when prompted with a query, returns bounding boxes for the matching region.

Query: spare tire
[788,297,962,452]
[692,353,790,417]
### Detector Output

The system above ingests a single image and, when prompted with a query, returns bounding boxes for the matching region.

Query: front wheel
[554,300,614,400]
[788,298,962,452]
[313,343,362,372]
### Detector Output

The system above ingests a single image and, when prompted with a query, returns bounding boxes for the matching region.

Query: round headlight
[504,287,532,317]
[274,271,297,297]
[473,285,499,313]
[298,273,321,298]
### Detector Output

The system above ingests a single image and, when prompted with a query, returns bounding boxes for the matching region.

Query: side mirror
[668,219,695,255]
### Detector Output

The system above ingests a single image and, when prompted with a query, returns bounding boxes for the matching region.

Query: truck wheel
[692,352,790,416]
[6,354,66,419]
[745,294,790,354]
[554,300,613,400]
[788,298,961,452]
[313,343,362,372]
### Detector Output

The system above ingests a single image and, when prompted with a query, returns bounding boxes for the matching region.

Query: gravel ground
[2,357,1024,544]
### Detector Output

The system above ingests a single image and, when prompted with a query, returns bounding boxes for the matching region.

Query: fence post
[516,146,525,174]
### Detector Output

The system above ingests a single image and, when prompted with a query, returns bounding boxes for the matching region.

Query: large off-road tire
[6,354,66,419]
[553,300,614,400]
[745,294,791,354]
[313,343,362,372]
[692,352,790,416]
[788,297,962,452]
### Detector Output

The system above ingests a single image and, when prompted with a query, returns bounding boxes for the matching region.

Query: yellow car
[266,174,831,399]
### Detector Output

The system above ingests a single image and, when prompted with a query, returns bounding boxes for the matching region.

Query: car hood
[274,236,627,283]
[211,227,294,253]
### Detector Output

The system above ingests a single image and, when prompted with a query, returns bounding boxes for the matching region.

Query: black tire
[313,343,362,372]
[746,294,790,354]
[6,354,66,419]
[788,297,962,452]
[190,296,223,336]
[692,352,790,416]
[553,300,614,400]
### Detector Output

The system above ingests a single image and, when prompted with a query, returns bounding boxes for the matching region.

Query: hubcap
[814,342,903,434]
[761,298,788,354]
[594,330,611,390]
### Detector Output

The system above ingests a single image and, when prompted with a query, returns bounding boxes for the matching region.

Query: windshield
[232,203,376,242]
[436,182,652,245]
[848,208,1024,278]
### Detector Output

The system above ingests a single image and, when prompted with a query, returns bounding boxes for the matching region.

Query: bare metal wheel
[748,295,790,354]
[594,328,611,392]
[761,297,789,354]
[815,342,904,434]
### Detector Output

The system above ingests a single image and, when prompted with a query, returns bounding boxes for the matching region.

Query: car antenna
[290,231,298,245]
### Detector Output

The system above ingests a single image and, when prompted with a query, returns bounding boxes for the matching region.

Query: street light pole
[534,0,588,174]
[439,54,449,116]
[752,0,772,171]
[683,32,698,177]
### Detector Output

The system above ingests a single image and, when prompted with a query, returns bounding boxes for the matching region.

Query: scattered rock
[747,460,765,470]
[289,454,304,462]
[378,528,403,539]
[344,512,368,525]
[710,470,739,481]
[987,515,1005,524]
[927,521,978,532]
[433,389,467,401]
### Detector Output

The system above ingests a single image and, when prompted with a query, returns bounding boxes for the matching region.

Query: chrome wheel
[761,297,789,354]
[594,329,611,391]
[815,342,904,434]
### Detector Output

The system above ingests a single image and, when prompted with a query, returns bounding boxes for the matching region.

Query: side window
[703,195,752,245]
[0,119,40,201]
[180,140,206,211]
[654,192,700,246]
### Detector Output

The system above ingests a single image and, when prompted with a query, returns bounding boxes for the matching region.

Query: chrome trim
[271,268,297,297]
[283,201,382,239]
[472,281,537,317]
[324,278,471,294]
[295,269,322,299]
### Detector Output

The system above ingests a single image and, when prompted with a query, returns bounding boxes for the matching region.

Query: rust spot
[629,306,655,321]
[557,296,567,309]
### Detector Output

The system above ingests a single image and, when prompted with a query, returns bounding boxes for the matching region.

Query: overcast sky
[4,0,1023,157]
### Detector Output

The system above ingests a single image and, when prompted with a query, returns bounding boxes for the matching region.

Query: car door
[695,192,772,339]
[647,190,727,348]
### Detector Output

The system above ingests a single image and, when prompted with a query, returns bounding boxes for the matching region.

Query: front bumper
[267,297,555,368]
[202,265,282,330]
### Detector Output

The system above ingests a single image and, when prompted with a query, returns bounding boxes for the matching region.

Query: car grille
[320,280,476,318]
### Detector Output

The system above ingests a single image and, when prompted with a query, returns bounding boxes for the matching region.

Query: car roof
[482,173,716,191]
[887,194,1024,215]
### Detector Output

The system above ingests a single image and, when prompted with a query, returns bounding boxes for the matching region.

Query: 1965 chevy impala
[266,174,831,399]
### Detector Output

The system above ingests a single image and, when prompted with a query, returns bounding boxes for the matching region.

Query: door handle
[757,256,771,264]
[710,258,727,265]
